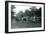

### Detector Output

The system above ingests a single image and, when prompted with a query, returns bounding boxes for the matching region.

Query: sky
[13,5,31,14]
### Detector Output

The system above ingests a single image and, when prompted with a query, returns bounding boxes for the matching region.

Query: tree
[25,9,32,17]
[11,5,15,20]
[18,11,24,17]
[15,11,24,21]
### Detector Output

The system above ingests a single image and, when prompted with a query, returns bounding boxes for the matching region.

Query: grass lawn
[11,20,41,29]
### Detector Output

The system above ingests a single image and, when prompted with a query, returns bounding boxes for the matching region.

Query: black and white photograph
[5,1,45,33]
[11,4,41,28]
